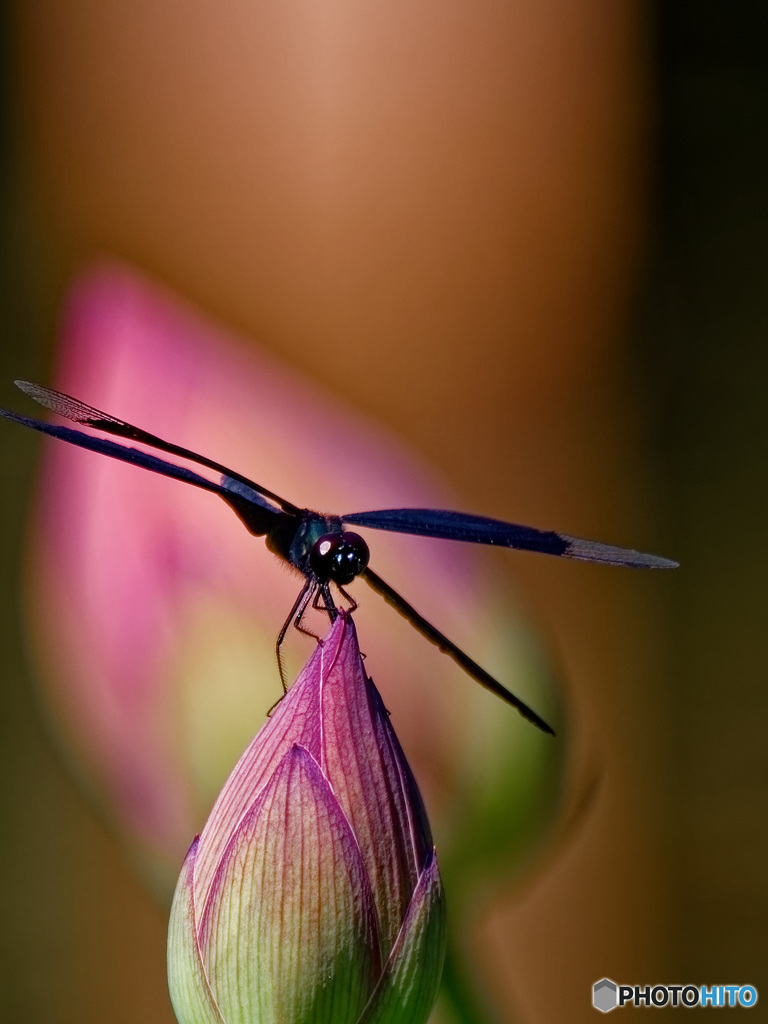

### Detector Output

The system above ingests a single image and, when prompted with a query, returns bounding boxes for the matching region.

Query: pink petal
[357,851,446,1024]
[198,745,380,1024]
[315,613,432,955]
[167,837,227,1024]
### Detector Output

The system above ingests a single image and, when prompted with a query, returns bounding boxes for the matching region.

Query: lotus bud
[168,612,445,1024]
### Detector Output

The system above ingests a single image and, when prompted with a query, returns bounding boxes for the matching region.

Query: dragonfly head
[309,531,370,586]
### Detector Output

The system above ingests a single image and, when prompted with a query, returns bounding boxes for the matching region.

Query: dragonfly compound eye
[309,531,370,585]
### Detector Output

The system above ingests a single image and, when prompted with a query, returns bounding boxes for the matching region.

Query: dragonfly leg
[275,579,315,693]
[267,580,318,717]
[312,582,339,623]
[335,583,358,614]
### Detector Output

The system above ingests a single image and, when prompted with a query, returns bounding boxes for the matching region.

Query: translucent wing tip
[563,536,679,569]
[15,380,59,410]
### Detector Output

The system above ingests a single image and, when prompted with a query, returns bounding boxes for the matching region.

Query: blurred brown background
[0,1,766,1021]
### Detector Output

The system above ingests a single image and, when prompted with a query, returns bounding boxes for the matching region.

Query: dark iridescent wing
[361,567,554,733]
[14,381,302,516]
[0,403,284,538]
[343,508,678,569]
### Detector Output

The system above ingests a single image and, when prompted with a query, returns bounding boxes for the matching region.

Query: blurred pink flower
[24,260,558,889]
[168,613,445,1024]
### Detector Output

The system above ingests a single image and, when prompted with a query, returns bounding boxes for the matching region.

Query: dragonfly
[1,380,677,735]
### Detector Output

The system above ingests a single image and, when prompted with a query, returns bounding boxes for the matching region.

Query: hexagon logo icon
[593,978,618,1013]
